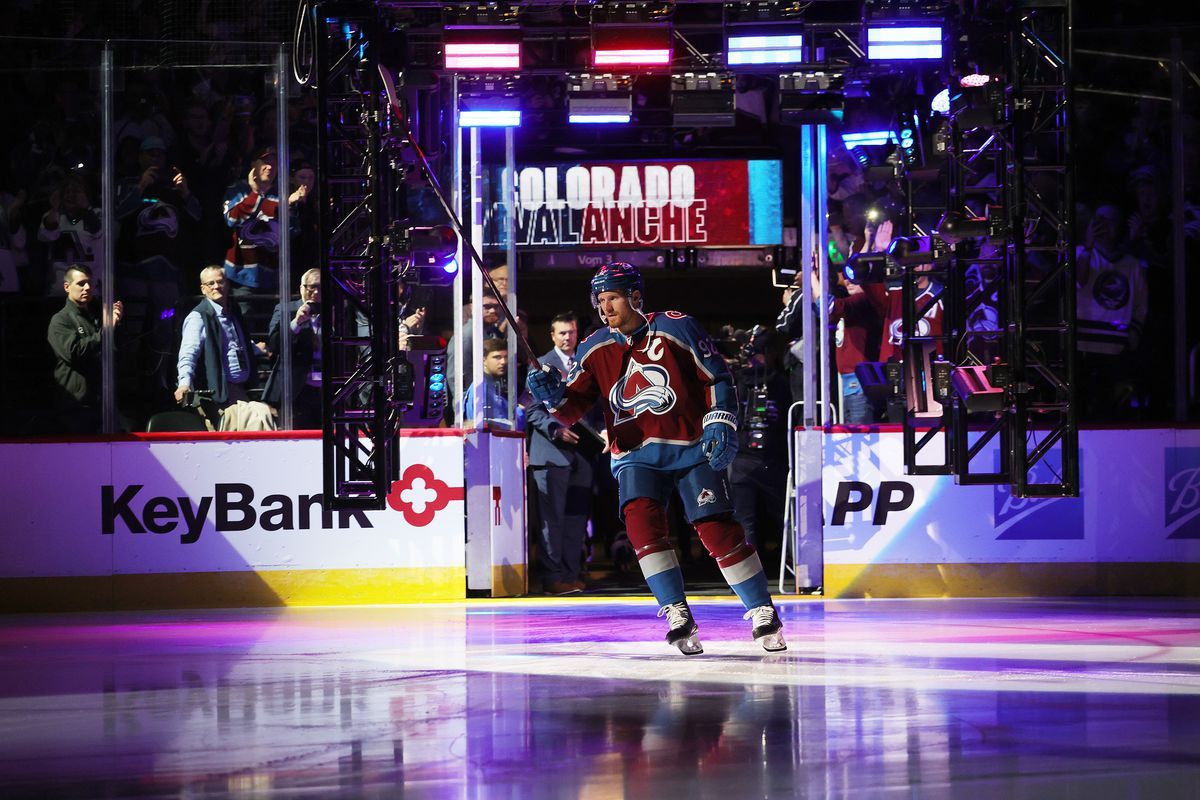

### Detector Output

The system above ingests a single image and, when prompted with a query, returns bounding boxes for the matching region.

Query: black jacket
[262,299,319,404]
[47,299,102,409]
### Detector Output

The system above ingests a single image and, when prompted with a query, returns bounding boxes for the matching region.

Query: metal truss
[316,2,399,509]
[1005,0,1077,497]
[904,0,1077,497]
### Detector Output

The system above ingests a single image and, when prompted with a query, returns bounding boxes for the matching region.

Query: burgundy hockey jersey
[547,311,737,474]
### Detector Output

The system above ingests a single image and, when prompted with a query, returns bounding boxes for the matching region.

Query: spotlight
[568,73,633,124]
[842,251,899,284]
[671,72,736,127]
[936,207,1006,243]
[951,362,1009,413]
[390,224,459,286]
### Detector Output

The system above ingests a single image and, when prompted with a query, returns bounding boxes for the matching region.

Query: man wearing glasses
[175,265,257,409]
[262,268,323,429]
[446,288,504,420]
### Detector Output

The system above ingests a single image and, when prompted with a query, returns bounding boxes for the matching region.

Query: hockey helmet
[589,262,644,310]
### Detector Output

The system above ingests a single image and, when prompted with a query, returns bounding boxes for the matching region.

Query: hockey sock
[624,497,686,606]
[695,515,772,610]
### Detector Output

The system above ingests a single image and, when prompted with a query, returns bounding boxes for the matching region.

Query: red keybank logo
[387,464,465,527]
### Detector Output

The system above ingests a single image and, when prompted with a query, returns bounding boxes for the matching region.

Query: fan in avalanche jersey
[527,262,786,655]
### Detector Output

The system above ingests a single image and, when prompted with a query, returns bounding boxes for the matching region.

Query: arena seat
[145,409,210,433]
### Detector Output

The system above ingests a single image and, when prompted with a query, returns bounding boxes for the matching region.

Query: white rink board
[0,435,467,578]
[822,428,1200,565]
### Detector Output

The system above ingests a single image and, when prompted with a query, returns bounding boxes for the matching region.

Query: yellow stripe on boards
[0,567,466,612]
[825,563,1200,598]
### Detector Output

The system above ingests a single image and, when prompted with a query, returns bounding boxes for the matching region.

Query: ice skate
[743,604,786,652]
[658,601,703,655]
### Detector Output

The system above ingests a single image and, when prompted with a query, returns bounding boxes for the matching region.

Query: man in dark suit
[262,267,322,429]
[526,312,600,595]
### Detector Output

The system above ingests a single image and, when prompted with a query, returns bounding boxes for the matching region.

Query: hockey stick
[378,64,542,371]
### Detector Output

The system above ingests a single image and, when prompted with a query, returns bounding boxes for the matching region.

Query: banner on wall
[822,428,1200,566]
[0,436,473,579]
[509,159,783,248]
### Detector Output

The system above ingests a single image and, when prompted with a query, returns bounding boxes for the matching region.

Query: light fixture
[865,26,944,60]
[591,24,672,68]
[931,87,950,114]
[568,73,633,124]
[842,252,899,284]
[458,84,521,127]
[778,70,844,125]
[936,207,1006,243]
[951,363,1008,413]
[671,72,736,127]
[841,130,897,147]
[725,31,805,66]
[443,27,522,71]
[949,78,1005,132]
[396,225,459,285]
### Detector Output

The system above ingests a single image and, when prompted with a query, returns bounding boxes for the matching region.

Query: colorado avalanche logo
[888,316,932,347]
[137,202,179,239]
[609,360,677,425]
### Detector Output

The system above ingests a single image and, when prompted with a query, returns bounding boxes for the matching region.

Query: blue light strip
[841,130,898,147]
[727,33,805,66]
[866,26,943,60]
[748,160,783,245]
[459,110,522,127]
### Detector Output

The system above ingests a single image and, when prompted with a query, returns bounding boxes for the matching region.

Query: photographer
[262,268,322,429]
[720,324,792,568]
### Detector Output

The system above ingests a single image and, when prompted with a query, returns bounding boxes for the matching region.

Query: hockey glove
[701,410,738,472]
[527,364,566,407]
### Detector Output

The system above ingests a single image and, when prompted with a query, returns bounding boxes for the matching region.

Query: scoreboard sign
[513,159,782,248]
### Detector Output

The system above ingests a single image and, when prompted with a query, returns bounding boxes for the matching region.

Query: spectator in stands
[114,134,202,313]
[113,82,176,158]
[288,160,319,273]
[446,288,504,415]
[0,186,28,294]
[39,171,104,295]
[175,265,258,410]
[262,267,322,429]
[396,277,429,349]
[222,147,282,322]
[462,336,524,430]
[47,263,122,433]
[1076,203,1149,419]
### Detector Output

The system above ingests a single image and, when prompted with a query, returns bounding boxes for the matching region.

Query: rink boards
[0,430,527,611]
[0,427,1198,609]
[819,428,1200,597]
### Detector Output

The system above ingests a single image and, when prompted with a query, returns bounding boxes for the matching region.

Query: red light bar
[445,42,521,70]
[592,25,672,69]
[594,48,671,66]
[444,27,522,71]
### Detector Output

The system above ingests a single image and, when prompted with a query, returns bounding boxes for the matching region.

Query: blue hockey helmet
[589,262,644,309]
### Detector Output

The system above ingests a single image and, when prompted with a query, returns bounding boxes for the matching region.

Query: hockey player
[527,262,785,655]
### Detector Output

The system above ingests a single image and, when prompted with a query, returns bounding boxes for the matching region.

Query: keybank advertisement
[511,160,783,248]
[0,437,468,578]
[823,428,1200,565]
